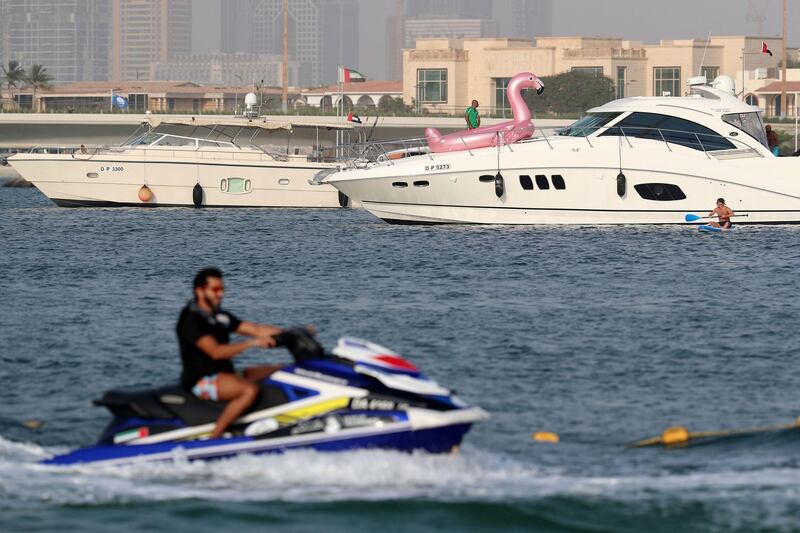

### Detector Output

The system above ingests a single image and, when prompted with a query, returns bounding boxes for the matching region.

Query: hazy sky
[195,0,799,80]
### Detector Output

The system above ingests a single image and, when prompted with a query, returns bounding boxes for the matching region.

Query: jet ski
[43,330,488,466]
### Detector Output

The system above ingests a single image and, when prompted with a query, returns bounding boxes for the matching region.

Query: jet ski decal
[113,427,150,444]
[274,397,350,424]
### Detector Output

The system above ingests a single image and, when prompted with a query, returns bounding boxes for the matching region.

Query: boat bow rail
[322,122,767,177]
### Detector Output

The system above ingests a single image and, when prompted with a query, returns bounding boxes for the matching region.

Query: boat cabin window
[198,140,222,148]
[558,112,621,137]
[721,112,768,148]
[601,112,735,151]
[154,135,196,147]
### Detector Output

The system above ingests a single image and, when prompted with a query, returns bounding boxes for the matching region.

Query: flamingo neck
[507,78,533,123]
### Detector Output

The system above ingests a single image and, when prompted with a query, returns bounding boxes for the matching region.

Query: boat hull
[43,423,473,467]
[9,153,349,208]
[325,137,800,224]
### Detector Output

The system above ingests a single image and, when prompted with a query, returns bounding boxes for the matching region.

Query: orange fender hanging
[138,184,153,202]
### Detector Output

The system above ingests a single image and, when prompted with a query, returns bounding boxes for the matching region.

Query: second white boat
[319,76,800,225]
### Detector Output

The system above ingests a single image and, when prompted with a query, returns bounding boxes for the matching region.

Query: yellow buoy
[661,426,690,445]
[138,184,153,202]
[22,419,44,430]
[532,431,559,443]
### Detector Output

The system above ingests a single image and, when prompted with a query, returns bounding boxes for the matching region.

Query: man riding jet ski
[43,329,488,466]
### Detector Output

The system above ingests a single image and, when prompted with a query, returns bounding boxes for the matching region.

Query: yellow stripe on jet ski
[275,397,350,424]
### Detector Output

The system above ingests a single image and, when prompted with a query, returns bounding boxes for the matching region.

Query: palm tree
[24,64,53,112]
[2,60,25,107]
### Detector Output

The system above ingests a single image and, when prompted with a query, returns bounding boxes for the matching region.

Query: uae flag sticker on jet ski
[113,427,150,444]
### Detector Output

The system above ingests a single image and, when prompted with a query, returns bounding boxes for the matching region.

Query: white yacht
[9,117,356,208]
[318,76,800,224]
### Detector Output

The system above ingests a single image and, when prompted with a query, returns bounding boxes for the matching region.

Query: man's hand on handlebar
[250,335,277,349]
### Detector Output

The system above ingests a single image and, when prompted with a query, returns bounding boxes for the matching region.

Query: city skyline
[198,0,800,81]
[0,0,798,85]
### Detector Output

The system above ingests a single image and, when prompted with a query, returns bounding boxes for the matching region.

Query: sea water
[2,185,800,532]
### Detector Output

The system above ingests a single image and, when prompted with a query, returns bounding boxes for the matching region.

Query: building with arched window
[302,81,403,111]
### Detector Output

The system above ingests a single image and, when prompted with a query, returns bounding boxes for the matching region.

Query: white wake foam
[2,435,800,507]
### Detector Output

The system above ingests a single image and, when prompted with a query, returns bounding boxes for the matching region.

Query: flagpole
[781,0,787,117]
[337,64,343,156]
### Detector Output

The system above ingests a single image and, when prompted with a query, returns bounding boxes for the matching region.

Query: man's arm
[465,112,471,127]
[236,321,282,338]
[195,334,272,361]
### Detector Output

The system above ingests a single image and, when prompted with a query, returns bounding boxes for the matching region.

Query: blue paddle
[684,213,748,222]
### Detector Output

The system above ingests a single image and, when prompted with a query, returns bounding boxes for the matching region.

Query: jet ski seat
[95,383,289,426]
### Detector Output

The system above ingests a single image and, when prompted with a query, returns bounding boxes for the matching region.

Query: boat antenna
[698,32,712,76]
[364,115,380,143]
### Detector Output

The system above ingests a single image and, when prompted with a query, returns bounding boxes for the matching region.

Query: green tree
[2,60,25,107]
[24,64,53,112]
[523,70,616,117]
[377,96,412,115]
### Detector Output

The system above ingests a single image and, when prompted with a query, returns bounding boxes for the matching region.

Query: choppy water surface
[2,185,800,532]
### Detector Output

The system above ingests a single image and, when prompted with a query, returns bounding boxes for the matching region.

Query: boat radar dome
[244,92,259,118]
[710,75,736,96]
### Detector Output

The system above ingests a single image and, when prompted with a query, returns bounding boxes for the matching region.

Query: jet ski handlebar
[273,327,327,362]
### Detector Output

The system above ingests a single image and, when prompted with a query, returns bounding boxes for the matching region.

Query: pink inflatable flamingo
[425,72,544,153]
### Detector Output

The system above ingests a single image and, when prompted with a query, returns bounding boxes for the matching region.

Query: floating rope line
[628,417,800,448]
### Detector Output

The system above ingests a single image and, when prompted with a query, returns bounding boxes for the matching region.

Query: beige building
[30,81,301,114]
[403,36,785,115]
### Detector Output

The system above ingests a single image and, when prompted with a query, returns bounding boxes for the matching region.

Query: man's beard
[200,293,221,312]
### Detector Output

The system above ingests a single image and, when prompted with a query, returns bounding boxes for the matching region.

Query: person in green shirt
[465,100,480,129]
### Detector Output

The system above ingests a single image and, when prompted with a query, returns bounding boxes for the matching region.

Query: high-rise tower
[111,0,191,81]
[2,0,111,83]
[493,0,553,41]
[227,0,358,86]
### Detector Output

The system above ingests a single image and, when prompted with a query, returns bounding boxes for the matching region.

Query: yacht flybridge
[318,74,799,225]
[9,117,356,208]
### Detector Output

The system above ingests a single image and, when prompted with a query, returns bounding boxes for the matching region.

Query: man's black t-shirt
[177,301,242,389]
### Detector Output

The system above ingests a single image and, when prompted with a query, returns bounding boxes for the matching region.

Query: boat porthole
[245,179,252,192]
[220,178,228,192]
[86,172,98,179]
[392,182,408,188]
[279,179,289,185]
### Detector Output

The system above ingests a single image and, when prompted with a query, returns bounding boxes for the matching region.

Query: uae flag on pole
[761,41,773,56]
[346,111,362,124]
[339,66,366,83]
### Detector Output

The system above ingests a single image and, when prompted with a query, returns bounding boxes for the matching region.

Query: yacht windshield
[131,132,161,146]
[722,112,768,148]
[558,112,621,137]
